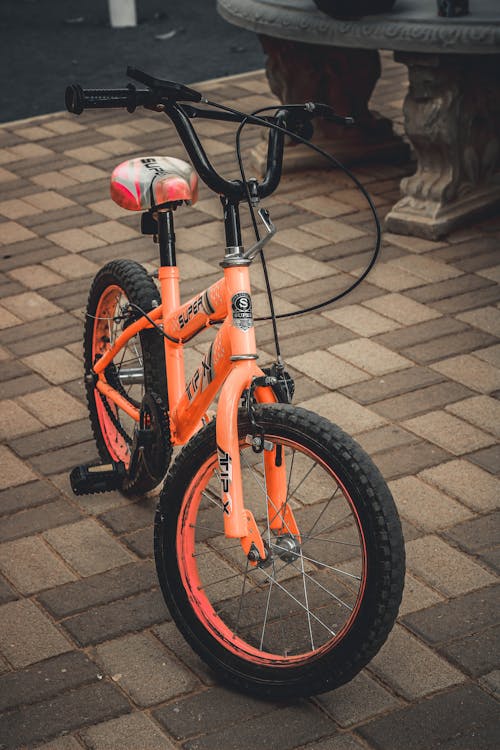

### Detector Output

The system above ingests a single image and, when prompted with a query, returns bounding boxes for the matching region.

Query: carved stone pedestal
[251,36,409,174]
[386,53,500,240]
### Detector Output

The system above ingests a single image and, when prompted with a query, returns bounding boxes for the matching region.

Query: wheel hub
[274,533,301,563]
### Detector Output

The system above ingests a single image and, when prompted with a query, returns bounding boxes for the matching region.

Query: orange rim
[176,435,368,666]
[91,284,140,467]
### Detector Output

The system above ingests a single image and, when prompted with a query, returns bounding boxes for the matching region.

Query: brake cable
[204,98,382,323]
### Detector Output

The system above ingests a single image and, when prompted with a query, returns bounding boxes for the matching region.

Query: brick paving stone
[47,227,107,252]
[289,350,370,389]
[398,572,444,616]
[389,254,462,282]
[30,170,78,190]
[0,445,37,489]
[364,292,441,325]
[8,263,65,289]
[368,624,464,700]
[479,669,500,699]
[152,621,216,686]
[43,519,134,577]
[0,680,130,749]
[375,315,467,351]
[373,440,450,480]
[0,220,37,244]
[299,737,367,750]
[24,191,76,212]
[0,575,17,606]
[478,265,500,283]
[371,381,472,421]
[22,348,82,384]
[340,366,444,405]
[328,338,412,376]
[419,459,499,511]
[80,712,176,750]
[0,310,78,345]
[0,536,76,594]
[467,444,500,474]
[0,304,22,329]
[0,651,99,713]
[430,284,500,315]
[32,737,82,750]
[0,197,42,219]
[26,439,97,475]
[0,399,43,439]
[182,704,336,750]
[0,499,82,543]
[317,671,402,727]
[272,325,354,358]
[443,511,499,554]
[9,418,92,458]
[62,588,169,646]
[19,386,87,426]
[85,220,139,243]
[360,262,425,291]
[358,684,498,750]
[99,498,156,535]
[438,625,499,678]
[38,560,156,619]
[0,479,59,516]
[43,253,100,279]
[154,685,276,740]
[402,410,495,455]
[432,353,500,393]
[389,476,473,532]
[474,342,500,368]
[94,632,198,707]
[0,599,71,668]
[2,292,61,322]
[407,272,494,304]
[403,329,497,365]
[300,392,387,434]
[122,527,153,558]
[356,424,420,455]
[446,394,500,437]
[405,535,496,597]
[322,304,400,336]
[295,195,355,218]
[383,232,446,254]
[270,254,339,282]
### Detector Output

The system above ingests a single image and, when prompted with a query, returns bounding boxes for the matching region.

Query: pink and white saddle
[110,156,198,211]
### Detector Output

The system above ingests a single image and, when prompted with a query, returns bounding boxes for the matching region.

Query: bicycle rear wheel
[154,403,405,697]
[84,259,171,494]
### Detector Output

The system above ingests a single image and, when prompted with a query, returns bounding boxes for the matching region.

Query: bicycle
[65,68,405,699]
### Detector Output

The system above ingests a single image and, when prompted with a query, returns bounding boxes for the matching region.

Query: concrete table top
[218,0,500,54]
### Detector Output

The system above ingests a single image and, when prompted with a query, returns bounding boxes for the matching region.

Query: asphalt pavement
[0,0,265,122]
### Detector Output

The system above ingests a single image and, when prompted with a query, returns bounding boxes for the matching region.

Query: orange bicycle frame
[91,248,297,557]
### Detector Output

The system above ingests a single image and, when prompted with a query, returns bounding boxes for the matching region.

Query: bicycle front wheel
[154,404,404,698]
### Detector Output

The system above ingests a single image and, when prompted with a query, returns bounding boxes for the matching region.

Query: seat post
[157,209,176,266]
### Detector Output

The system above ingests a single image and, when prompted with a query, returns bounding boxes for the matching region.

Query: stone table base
[386,53,500,240]
[251,36,409,174]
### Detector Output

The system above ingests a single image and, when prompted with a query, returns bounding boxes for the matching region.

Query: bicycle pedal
[70,461,126,495]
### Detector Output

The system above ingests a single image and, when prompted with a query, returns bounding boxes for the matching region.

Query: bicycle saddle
[110,155,199,211]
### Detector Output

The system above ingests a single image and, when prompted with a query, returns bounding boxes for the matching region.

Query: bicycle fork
[216,263,299,565]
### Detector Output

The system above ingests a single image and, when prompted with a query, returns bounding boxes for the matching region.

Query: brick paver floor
[0,54,498,749]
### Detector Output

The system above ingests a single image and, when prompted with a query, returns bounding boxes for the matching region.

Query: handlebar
[65,68,355,203]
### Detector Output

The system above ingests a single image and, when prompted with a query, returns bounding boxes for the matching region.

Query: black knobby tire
[154,403,405,698]
[84,259,171,495]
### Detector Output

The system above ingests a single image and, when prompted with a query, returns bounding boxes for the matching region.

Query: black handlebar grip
[65,84,152,114]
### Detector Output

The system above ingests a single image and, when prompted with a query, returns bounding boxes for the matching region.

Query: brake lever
[243,209,277,260]
[305,102,355,126]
